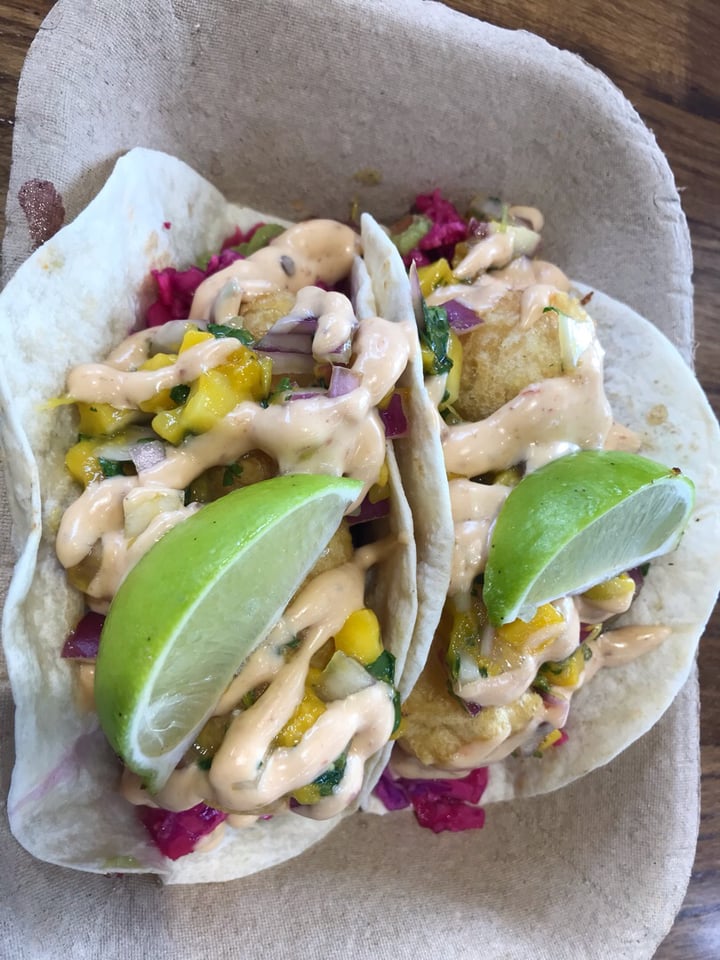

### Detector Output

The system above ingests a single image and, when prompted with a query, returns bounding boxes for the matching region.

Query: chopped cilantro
[639,562,651,576]
[169,384,190,405]
[197,757,212,771]
[208,323,254,346]
[581,643,593,661]
[311,752,348,797]
[365,650,396,685]
[365,652,402,733]
[267,376,292,404]
[420,300,453,376]
[222,463,243,486]
[98,457,124,478]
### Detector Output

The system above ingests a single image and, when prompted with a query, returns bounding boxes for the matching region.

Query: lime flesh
[95,474,362,791]
[483,450,694,626]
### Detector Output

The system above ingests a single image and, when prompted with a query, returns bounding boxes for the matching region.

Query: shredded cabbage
[374,765,489,833]
[136,802,227,860]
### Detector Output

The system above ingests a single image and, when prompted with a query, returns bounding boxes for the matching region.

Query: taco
[359,196,720,829]
[0,148,420,881]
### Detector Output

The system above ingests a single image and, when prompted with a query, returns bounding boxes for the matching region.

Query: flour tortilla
[0,148,417,882]
[359,214,720,804]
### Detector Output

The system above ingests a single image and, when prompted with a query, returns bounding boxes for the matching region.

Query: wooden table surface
[0,1,717,956]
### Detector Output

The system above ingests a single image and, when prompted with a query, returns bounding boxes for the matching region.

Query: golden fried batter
[455,289,589,422]
[239,290,296,340]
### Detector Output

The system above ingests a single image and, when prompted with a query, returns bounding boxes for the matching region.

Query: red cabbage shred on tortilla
[374,765,488,833]
[136,802,227,860]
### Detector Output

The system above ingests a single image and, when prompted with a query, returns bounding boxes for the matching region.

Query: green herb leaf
[208,323,254,346]
[169,384,190,405]
[222,463,243,486]
[365,650,396,685]
[420,301,453,376]
[98,457,124,478]
[267,376,292,404]
[311,751,348,796]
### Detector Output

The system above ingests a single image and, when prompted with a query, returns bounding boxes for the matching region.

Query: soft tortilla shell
[0,148,416,881]
[373,270,720,803]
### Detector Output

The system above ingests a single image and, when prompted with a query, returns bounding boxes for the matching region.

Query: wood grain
[0,2,717,957]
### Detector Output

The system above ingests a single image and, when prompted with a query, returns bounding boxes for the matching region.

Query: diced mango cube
[497,603,564,648]
[65,440,104,487]
[76,401,139,437]
[291,782,322,805]
[417,258,454,297]
[151,406,186,445]
[138,353,179,414]
[535,728,563,754]
[179,329,214,353]
[181,369,238,434]
[583,573,635,602]
[540,646,586,688]
[274,688,326,747]
[140,352,177,371]
[334,608,383,665]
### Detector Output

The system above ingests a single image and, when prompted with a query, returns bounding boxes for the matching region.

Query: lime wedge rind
[484,451,695,626]
[95,474,362,791]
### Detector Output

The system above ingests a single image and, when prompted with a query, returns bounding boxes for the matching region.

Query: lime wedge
[95,474,362,791]
[483,450,694,625]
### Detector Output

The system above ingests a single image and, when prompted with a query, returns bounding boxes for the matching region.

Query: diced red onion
[267,314,319,335]
[346,496,390,526]
[627,565,646,593]
[136,802,227,861]
[378,391,408,438]
[257,353,316,376]
[61,611,105,659]
[130,440,166,473]
[316,337,353,366]
[256,332,314,354]
[327,365,361,398]
[444,299,484,333]
[284,388,327,401]
[461,700,483,717]
[373,765,489,833]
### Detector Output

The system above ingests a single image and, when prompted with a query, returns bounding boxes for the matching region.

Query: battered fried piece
[239,290,296,340]
[455,289,588,422]
[186,450,278,502]
[398,631,544,767]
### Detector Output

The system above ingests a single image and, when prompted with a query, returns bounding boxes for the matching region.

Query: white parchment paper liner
[0,0,701,956]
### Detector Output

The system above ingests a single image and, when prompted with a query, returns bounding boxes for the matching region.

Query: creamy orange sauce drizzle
[442,338,612,477]
[57,314,411,604]
[189,220,360,321]
[449,479,510,595]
